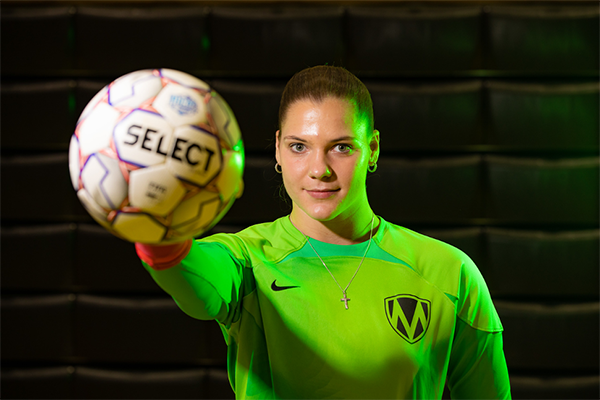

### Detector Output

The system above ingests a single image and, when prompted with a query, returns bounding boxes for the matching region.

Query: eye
[290,143,306,153]
[334,143,352,153]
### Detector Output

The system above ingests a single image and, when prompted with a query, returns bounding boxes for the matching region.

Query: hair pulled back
[278,66,374,135]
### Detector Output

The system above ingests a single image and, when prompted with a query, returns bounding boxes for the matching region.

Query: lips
[305,189,340,199]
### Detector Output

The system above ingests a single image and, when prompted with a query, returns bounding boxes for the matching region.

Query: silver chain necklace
[304,215,375,310]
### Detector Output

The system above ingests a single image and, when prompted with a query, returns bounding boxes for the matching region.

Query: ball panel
[153,83,207,127]
[77,189,111,230]
[208,93,243,150]
[112,212,167,244]
[69,135,81,190]
[78,102,122,157]
[215,151,245,201]
[171,190,221,231]
[129,164,186,216]
[114,109,174,168]
[81,153,128,210]
[160,69,210,90]
[108,70,163,109]
[173,198,221,237]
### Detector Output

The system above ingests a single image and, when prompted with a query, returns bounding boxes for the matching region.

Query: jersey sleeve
[142,238,247,327]
[455,253,503,332]
[447,252,510,398]
[447,318,511,399]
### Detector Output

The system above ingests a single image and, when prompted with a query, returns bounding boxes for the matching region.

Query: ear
[369,130,380,166]
[275,130,281,165]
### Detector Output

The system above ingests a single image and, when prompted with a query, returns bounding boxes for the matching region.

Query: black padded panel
[72,367,228,399]
[367,80,483,151]
[1,7,73,73]
[1,81,75,150]
[209,7,344,74]
[75,7,208,74]
[1,366,73,399]
[346,6,482,72]
[220,157,290,225]
[2,294,74,361]
[211,80,285,153]
[485,156,600,225]
[486,6,600,72]
[486,81,599,150]
[441,384,451,400]
[368,156,483,224]
[74,224,161,293]
[510,375,600,399]
[1,153,87,221]
[73,294,227,364]
[486,228,599,299]
[1,224,75,291]
[418,227,485,273]
[497,300,600,370]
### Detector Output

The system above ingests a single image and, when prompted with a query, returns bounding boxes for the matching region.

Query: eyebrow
[283,135,307,142]
[283,135,356,143]
[330,136,356,143]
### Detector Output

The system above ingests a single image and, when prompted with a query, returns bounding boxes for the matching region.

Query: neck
[290,208,377,245]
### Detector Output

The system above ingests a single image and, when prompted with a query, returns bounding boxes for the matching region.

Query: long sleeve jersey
[141,216,511,399]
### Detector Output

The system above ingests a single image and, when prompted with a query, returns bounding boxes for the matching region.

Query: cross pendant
[341,291,350,310]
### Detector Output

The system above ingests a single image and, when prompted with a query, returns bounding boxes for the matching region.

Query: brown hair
[278,65,374,136]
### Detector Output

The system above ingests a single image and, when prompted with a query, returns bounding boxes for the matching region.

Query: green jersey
[144,216,511,399]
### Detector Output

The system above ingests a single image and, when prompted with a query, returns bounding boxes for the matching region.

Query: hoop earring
[368,163,377,173]
[275,163,282,174]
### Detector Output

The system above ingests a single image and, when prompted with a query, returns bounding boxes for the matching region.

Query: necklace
[303,215,375,310]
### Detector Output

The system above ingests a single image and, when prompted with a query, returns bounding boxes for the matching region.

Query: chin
[291,192,346,221]
[303,204,341,222]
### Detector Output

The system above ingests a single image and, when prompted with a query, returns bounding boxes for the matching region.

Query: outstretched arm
[137,239,245,325]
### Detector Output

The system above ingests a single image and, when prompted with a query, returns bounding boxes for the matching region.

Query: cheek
[345,159,368,190]
[282,157,301,176]
[280,160,302,192]
[279,152,306,176]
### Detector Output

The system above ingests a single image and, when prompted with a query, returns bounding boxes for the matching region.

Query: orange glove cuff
[135,239,193,271]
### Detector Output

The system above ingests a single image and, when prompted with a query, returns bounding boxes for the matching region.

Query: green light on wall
[202,35,210,52]
[524,29,589,56]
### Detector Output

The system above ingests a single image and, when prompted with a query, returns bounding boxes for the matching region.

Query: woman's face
[275,96,379,223]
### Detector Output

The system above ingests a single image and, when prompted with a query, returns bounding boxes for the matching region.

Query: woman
[136,66,511,399]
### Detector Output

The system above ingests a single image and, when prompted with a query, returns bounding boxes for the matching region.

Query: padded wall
[2,2,599,399]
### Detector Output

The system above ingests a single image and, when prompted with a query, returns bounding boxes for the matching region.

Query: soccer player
[136,65,511,399]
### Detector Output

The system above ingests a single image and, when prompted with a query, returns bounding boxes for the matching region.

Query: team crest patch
[385,294,431,344]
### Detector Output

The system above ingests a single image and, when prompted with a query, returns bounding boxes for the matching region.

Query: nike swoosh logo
[271,280,300,291]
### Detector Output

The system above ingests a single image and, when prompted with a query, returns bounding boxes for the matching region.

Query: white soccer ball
[69,69,244,244]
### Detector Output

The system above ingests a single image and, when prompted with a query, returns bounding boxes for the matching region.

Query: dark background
[1,1,599,398]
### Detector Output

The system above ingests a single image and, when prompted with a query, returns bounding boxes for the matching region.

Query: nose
[309,150,332,180]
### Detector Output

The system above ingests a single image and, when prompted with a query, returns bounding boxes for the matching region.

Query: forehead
[281,97,369,139]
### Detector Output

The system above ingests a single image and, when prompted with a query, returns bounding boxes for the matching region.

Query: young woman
[136,66,511,399]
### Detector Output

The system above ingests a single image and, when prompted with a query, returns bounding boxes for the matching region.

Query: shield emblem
[385,294,431,344]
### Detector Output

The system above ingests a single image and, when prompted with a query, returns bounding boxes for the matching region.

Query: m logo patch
[385,294,431,344]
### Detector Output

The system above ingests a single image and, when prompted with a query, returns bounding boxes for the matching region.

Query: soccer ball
[69,69,244,244]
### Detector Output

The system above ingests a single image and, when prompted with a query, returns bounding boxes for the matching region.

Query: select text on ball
[125,124,216,171]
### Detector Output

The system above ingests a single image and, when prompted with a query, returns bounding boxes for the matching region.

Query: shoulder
[378,219,471,273]
[198,217,305,264]
[378,218,502,332]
